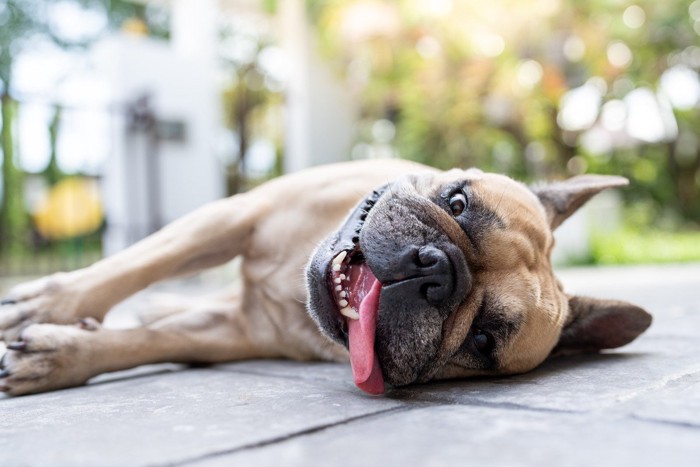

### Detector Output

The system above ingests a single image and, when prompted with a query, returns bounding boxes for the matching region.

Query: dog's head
[305,169,651,394]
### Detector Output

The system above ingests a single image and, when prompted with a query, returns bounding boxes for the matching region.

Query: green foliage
[101,0,170,39]
[0,0,169,259]
[0,1,39,86]
[44,106,63,187]
[220,22,285,194]
[306,0,700,232]
[261,0,279,15]
[591,228,700,264]
[0,94,27,253]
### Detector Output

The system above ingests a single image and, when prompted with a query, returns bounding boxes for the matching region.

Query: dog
[0,159,651,396]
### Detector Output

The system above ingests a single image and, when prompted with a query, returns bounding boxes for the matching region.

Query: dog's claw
[0,299,16,306]
[6,341,26,351]
[78,317,101,331]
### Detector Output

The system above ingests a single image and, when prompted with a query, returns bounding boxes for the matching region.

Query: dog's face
[306,169,651,394]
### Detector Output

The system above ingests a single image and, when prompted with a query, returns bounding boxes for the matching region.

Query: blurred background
[0,0,699,279]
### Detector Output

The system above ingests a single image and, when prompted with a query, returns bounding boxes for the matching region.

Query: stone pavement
[1,263,699,466]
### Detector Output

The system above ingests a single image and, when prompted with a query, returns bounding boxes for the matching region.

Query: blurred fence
[0,221,161,277]
[0,171,106,277]
[2,98,120,278]
[0,88,224,278]
[0,233,103,277]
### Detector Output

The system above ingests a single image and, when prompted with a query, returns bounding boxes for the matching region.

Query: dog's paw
[0,323,96,396]
[0,272,90,342]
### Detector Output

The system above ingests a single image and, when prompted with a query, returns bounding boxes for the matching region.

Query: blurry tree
[0,0,40,256]
[306,0,700,228]
[42,106,63,188]
[221,58,273,194]
[220,22,285,194]
[0,0,169,253]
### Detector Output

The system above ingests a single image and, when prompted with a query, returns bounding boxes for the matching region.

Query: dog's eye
[473,328,495,355]
[449,192,467,217]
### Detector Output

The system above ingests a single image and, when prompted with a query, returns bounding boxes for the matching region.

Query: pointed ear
[531,175,628,230]
[552,296,652,356]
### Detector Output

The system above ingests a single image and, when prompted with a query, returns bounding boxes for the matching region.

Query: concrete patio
[1,263,699,466]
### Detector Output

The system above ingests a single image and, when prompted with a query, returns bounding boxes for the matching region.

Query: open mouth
[325,189,386,395]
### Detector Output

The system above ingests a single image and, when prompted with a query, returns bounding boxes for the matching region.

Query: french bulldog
[0,159,651,396]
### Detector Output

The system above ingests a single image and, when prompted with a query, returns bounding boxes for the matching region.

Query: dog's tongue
[347,275,384,395]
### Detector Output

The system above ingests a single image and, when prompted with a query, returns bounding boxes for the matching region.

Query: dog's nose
[388,245,455,308]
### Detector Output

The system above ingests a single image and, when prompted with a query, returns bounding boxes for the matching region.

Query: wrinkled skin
[306,165,652,387]
[1,160,651,396]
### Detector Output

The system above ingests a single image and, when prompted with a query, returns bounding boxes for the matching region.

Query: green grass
[591,229,700,265]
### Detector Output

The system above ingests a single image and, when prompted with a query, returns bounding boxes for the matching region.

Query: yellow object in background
[121,17,149,36]
[33,178,104,240]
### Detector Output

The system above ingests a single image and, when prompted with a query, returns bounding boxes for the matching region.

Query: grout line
[159,389,589,467]
[161,405,413,467]
[629,414,700,430]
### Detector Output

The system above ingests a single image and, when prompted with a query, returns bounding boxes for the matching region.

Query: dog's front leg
[0,193,263,342]
[0,293,277,396]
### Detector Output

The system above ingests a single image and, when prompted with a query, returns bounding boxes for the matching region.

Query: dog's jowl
[0,160,651,396]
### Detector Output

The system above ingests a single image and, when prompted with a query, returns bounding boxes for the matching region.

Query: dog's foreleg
[84,194,260,308]
[0,293,275,396]
[0,194,261,341]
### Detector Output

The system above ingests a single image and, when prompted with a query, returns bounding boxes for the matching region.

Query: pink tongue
[347,279,385,395]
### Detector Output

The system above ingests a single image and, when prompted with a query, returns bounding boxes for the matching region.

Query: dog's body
[0,160,651,396]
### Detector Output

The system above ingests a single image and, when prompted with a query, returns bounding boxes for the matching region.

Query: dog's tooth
[340,274,346,280]
[339,299,348,307]
[340,307,360,320]
[335,285,342,292]
[339,291,347,298]
[333,251,347,265]
[334,278,342,284]
[332,264,341,272]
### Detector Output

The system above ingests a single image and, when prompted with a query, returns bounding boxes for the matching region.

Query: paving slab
[0,263,699,466]
[556,263,700,314]
[0,367,403,467]
[214,359,353,383]
[386,334,700,413]
[205,405,700,467]
[617,370,700,427]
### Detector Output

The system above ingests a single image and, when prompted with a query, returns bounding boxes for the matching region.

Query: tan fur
[0,160,649,396]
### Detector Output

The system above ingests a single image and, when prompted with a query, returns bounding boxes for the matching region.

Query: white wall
[93,34,224,254]
[552,190,623,265]
[279,0,358,172]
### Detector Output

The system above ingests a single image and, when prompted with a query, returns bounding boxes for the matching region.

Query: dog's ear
[552,296,652,356]
[531,175,628,230]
